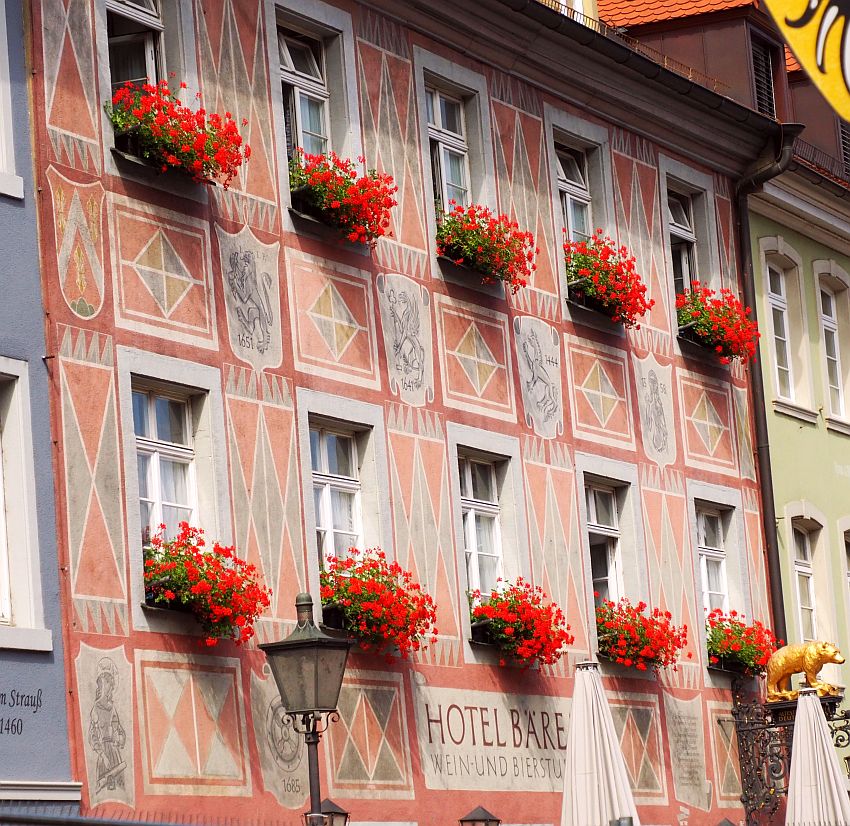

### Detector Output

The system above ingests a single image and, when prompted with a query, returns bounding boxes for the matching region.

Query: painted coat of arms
[216,225,282,372]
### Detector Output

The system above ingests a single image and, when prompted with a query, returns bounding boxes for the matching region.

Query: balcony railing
[531,0,730,93]
[794,137,850,187]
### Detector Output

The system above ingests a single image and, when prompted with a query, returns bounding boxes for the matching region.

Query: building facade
[0,0,78,813]
[25,0,780,823]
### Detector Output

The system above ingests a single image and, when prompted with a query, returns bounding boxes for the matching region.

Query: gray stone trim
[0,783,82,802]
[413,46,496,278]
[445,422,529,665]
[295,389,392,601]
[116,348,230,634]
[265,0,363,222]
[0,356,49,644]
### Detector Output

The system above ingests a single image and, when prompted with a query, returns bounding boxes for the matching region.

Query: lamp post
[459,806,501,826]
[260,593,352,826]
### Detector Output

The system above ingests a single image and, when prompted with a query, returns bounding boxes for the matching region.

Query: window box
[469,618,497,646]
[566,279,620,321]
[707,657,753,678]
[320,600,345,631]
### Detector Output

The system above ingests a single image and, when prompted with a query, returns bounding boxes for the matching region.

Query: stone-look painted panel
[732,384,757,481]
[287,250,381,389]
[376,273,434,406]
[224,365,305,640]
[412,676,569,792]
[706,701,742,807]
[435,296,516,422]
[197,0,279,232]
[249,670,309,809]
[522,437,588,666]
[58,325,128,636]
[76,644,134,808]
[608,692,666,805]
[632,353,676,469]
[41,0,100,172]
[714,177,738,290]
[358,40,429,280]
[515,316,563,438]
[108,196,217,349]
[386,405,460,666]
[326,670,414,799]
[135,651,251,797]
[491,98,559,319]
[678,372,738,476]
[47,167,105,319]
[565,337,635,449]
[662,692,711,811]
[217,225,282,372]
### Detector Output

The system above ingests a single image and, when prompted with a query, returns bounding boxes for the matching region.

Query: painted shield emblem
[763,0,850,119]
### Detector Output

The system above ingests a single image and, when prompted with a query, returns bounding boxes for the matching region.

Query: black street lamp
[459,806,501,826]
[321,798,350,826]
[260,593,352,826]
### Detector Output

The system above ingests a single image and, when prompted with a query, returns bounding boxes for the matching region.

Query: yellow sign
[764,0,850,120]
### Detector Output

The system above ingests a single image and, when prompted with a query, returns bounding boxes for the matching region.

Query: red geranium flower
[705,608,780,675]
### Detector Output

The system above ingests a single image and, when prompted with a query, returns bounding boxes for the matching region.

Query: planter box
[596,649,662,672]
[707,657,758,678]
[470,618,497,647]
[566,280,620,322]
[288,186,333,226]
[143,590,196,618]
[111,129,213,187]
[321,601,346,631]
[676,322,729,364]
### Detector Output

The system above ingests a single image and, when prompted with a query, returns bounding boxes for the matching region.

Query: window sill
[0,171,24,200]
[437,255,506,299]
[0,781,82,801]
[826,416,850,437]
[0,625,53,652]
[109,148,210,205]
[772,399,819,425]
[286,205,369,257]
[565,293,625,336]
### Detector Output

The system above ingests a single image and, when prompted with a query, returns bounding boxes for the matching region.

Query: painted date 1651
[0,717,23,735]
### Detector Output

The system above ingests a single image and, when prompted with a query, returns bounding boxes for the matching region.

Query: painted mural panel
[59,325,128,636]
[225,365,306,641]
[632,353,676,469]
[515,316,563,439]
[135,651,251,796]
[47,167,105,319]
[662,692,711,812]
[326,670,414,799]
[435,295,515,422]
[287,249,381,389]
[376,273,434,406]
[678,371,739,476]
[706,701,742,807]
[108,195,217,349]
[217,225,282,371]
[76,644,135,808]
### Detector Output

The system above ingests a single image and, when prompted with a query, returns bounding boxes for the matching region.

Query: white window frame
[105,0,164,92]
[458,455,502,596]
[279,27,330,160]
[768,264,794,402]
[794,526,817,642]
[556,143,592,244]
[0,0,22,199]
[696,507,729,614]
[0,359,51,650]
[310,423,362,564]
[585,484,621,606]
[117,348,230,634]
[132,384,197,546]
[819,283,844,418]
[668,189,698,296]
[426,86,470,210]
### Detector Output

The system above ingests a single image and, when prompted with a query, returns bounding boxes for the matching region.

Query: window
[840,120,850,177]
[556,144,592,243]
[794,527,816,641]
[751,39,776,119]
[106,0,163,92]
[586,485,620,606]
[459,455,502,595]
[668,191,697,295]
[819,285,844,417]
[426,86,470,210]
[132,386,195,546]
[279,27,329,160]
[767,265,793,400]
[311,425,361,564]
[697,508,728,613]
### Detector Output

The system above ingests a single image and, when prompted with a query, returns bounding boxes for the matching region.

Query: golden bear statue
[765,641,845,702]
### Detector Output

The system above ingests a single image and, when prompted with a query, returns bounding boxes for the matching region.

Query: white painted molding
[0,780,82,801]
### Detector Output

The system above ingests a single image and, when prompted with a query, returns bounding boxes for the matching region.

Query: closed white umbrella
[561,661,641,826]
[786,687,850,825]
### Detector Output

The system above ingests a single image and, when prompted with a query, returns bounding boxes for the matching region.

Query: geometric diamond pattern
[691,391,725,455]
[580,360,621,427]
[610,703,663,794]
[133,230,193,317]
[451,322,498,396]
[308,283,362,359]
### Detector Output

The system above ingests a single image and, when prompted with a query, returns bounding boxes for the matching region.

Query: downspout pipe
[735,122,805,644]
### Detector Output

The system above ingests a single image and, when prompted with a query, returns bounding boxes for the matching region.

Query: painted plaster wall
[26,0,770,824]
[750,211,850,661]
[0,0,74,795]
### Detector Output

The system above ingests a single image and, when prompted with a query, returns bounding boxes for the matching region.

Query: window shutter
[752,40,776,118]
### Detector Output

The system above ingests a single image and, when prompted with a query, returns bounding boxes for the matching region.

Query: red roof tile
[785,45,801,73]
[597,0,754,28]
